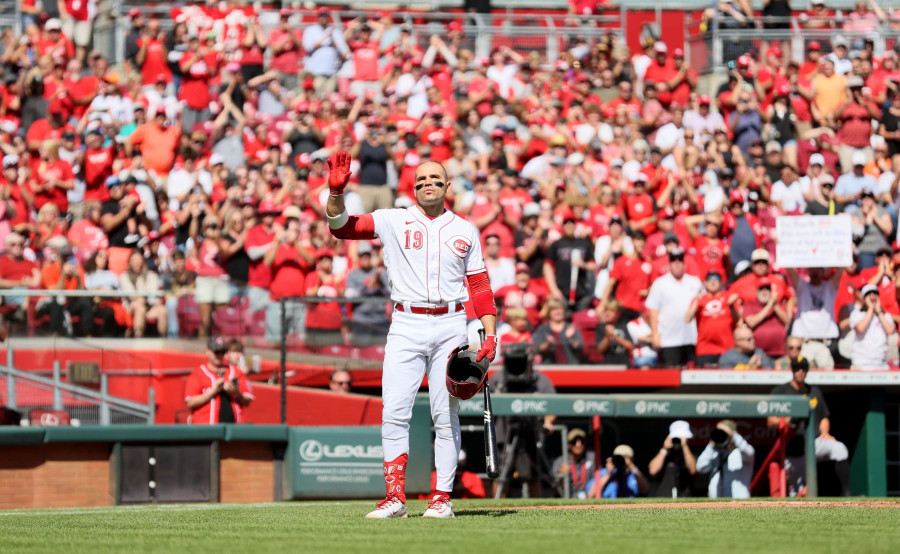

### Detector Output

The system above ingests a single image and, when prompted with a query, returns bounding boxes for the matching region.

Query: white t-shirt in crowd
[792,279,839,339]
[770,179,807,213]
[645,272,703,348]
[849,308,894,369]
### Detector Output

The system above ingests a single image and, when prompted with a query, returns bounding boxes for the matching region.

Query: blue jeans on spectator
[633,353,658,368]
[165,296,180,338]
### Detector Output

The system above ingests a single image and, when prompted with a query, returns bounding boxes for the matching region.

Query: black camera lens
[711,429,729,446]
[671,437,682,447]
[612,454,626,469]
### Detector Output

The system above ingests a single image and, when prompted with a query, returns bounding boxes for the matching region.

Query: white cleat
[365,497,408,519]
[422,494,454,518]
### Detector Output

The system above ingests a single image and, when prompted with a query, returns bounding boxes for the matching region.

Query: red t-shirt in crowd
[692,236,727,279]
[245,224,276,289]
[179,51,215,110]
[83,145,114,202]
[137,37,171,85]
[494,283,546,328]
[0,254,37,284]
[304,271,343,330]
[609,255,651,313]
[623,192,656,236]
[729,273,793,305]
[33,159,73,214]
[269,243,314,300]
[67,218,109,253]
[695,291,735,356]
[741,299,787,358]
[351,40,380,81]
[419,126,453,162]
[269,29,303,74]
[859,266,900,317]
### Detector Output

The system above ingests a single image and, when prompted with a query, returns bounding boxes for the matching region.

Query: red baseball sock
[384,454,408,503]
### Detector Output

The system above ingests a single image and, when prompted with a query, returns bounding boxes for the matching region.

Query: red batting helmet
[446,343,490,400]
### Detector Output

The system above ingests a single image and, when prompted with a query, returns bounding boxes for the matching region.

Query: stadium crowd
[1,3,900,370]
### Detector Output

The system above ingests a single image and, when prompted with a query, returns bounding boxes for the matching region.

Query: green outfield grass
[1,498,898,553]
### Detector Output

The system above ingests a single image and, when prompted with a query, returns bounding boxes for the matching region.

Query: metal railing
[1,351,155,426]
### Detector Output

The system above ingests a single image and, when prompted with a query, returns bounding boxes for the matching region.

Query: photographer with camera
[696,419,754,498]
[587,444,649,498]
[184,336,254,424]
[648,420,697,497]
[490,341,558,498]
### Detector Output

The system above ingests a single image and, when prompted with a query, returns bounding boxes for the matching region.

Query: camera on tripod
[500,342,533,392]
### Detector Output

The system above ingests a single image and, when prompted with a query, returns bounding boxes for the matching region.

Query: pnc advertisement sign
[287,427,385,498]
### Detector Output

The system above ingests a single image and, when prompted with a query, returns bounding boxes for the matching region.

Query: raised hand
[327,150,352,196]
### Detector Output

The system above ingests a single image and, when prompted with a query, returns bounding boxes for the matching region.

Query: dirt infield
[505,500,900,510]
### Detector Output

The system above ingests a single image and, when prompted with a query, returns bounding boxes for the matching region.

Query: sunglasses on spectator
[670,255,685,262]
[332,379,351,387]
[787,344,802,351]
[821,183,834,189]
[753,260,768,265]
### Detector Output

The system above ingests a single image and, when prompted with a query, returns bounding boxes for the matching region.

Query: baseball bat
[483,382,500,479]
[477,328,499,479]
[569,249,580,309]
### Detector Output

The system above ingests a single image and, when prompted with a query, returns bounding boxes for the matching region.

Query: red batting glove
[476,335,497,363]
[327,150,352,196]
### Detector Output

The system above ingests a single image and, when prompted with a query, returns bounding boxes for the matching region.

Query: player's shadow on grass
[454,509,518,518]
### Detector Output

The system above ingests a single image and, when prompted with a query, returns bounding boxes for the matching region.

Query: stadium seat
[29,409,71,427]
[358,344,387,360]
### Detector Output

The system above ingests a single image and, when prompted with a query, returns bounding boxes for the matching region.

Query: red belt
[395,303,465,316]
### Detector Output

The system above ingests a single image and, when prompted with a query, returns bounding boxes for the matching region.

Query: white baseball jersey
[372,206,486,304]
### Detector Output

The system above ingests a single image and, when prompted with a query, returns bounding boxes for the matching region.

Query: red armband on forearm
[467,271,497,318]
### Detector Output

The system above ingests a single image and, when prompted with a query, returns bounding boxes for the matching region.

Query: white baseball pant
[381,308,467,493]
[784,437,849,496]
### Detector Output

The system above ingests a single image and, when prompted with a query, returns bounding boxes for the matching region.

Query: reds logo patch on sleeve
[445,236,471,258]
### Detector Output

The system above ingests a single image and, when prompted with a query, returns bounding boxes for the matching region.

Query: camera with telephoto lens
[501,342,534,392]
[612,454,626,470]
[671,437,682,447]
[710,428,730,447]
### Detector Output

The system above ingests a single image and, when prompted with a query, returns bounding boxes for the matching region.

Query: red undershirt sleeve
[466,271,497,318]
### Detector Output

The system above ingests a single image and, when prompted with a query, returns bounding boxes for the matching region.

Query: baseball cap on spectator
[225,62,241,73]
[808,40,822,51]
[523,202,540,217]
[613,444,634,458]
[447,20,463,32]
[790,356,810,373]
[550,156,566,166]
[316,248,334,261]
[673,48,684,58]
[833,35,849,48]
[668,247,686,261]
[765,141,782,154]
[719,167,735,180]
[705,270,723,281]
[283,205,301,220]
[45,18,62,31]
[654,41,668,53]
[862,284,879,297]
[850,274,868,291]
[861,188,876,199]
[669,420,693,439]
[128,8,142,18]
[105,175,122,188]
[698,94,711,106]
[549,134,567,147]
[757,277,773,289]
[767,46,783,59]
[776,83,791,96]
[568,428,587,443]
[490,128,505,139]
[847,75,865,89]
[48,98,66,115]
[515,262,530,274]
[240,196,257,206]
[209,153,225,166]
[751,249,770,263]
[102,71,120,85]
[279,8,292,17]
[852,151,868,167]
[208,336,228,355]
[610,215,624,227]
[809,153,825,167]
[295,152,312,168]
[154,73,168,84]
[357,241,373,256]
[316,7,329,16]
[663,231,680,245]
[876,245,892,257]
[634,173,649,186]
[567,153,585,166]
[737,55,751,68]
[2,155,19,168]
[660,207,675,219]
[258,200,281,215]
[734,260,751,277]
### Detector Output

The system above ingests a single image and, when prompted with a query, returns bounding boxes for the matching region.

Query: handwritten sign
[775,215,853,268]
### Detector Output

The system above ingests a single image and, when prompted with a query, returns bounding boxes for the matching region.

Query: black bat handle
[478,327,486,344]
[483,382,500,479]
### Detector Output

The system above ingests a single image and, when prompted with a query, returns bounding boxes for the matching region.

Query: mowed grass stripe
[1,500,898,554]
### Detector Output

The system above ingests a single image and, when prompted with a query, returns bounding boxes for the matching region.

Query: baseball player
[326,151,497,519]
